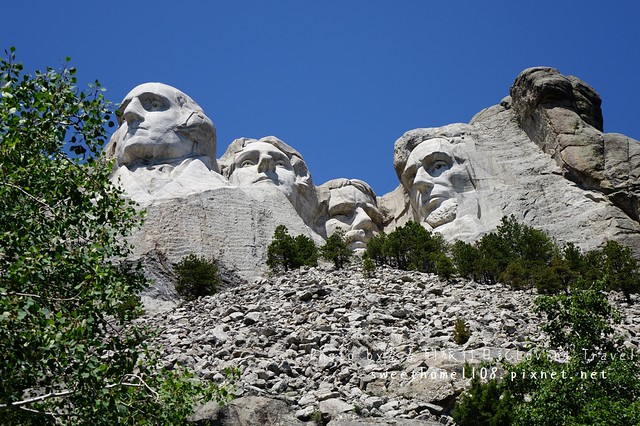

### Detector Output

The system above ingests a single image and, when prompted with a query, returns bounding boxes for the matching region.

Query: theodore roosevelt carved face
[321,179,383,250]
[109,83,217,169]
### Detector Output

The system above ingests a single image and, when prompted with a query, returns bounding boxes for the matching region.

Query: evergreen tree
[293,234,319,268]
[601,240,639,304]
[174,254,220,301]
[361,251,376,278]
[320,228,352,269]
[266,225,318,273]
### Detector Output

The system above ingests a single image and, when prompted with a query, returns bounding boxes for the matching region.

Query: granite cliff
[107,68,640,292]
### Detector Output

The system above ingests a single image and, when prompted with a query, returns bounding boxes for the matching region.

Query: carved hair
[317,178,378,206]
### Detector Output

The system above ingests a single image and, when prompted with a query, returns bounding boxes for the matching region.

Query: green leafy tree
[0,49,225,424]
[320,228,352,269]
[174,254,221,301]
[453,282,640,425]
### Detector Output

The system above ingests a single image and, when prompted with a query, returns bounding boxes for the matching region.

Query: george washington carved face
[110,83,217,169]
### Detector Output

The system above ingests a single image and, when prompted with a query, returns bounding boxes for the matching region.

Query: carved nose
[257,155,275,173]
[413,167,434,194]
[352,207,373,231]
[122,97,145,125]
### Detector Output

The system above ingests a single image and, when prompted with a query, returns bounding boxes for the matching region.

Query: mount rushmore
[104,68,640,289]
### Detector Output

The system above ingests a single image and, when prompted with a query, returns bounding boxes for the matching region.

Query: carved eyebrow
[118,92,171,111]
[328,200,355,216]
[421,151,454,167]
[138,92,170,102]
[234,150,259,164]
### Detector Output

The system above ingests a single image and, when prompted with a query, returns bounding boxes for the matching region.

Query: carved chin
[425,199,458,228]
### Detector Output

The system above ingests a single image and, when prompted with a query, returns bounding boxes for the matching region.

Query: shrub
[453,317,471,345]
[174,254,220,300]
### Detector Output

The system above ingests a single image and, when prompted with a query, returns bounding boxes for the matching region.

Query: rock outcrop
[510,66,640,223]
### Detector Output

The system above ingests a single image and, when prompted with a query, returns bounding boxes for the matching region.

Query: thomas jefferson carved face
[324,181,383,250]
[112,83,216,168]
[229,141,297,198]
[401,138,474,228]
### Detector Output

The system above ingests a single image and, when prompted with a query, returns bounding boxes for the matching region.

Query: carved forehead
[406,138,456,164]
[329,185,375,206]
[393,124,473,179]
[234,141,287,158]
[122,82,187,104]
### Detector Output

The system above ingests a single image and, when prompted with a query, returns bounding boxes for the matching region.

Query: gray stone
[318,398,356,418]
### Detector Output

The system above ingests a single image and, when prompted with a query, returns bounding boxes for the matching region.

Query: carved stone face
[229,141,297,198]
[325,184,382,250]
[113,83,215,167]
[401,138,474,228]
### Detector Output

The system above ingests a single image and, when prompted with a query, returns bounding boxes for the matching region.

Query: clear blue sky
[3,1,638,195]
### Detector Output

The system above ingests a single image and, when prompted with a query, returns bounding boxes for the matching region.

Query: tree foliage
[453,283,640,425]
[266,225,318,273]
[174,254,221,301]
[0,49,226,424]
[361,251,376,278]
[364,221,448,276]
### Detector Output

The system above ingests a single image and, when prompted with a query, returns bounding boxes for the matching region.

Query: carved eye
[240,159,255,168]
[139,93,169,112]
[428,160,450,176]
[275,160,286,167]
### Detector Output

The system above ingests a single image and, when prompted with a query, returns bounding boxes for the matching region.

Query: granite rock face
[110,68,640,292]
